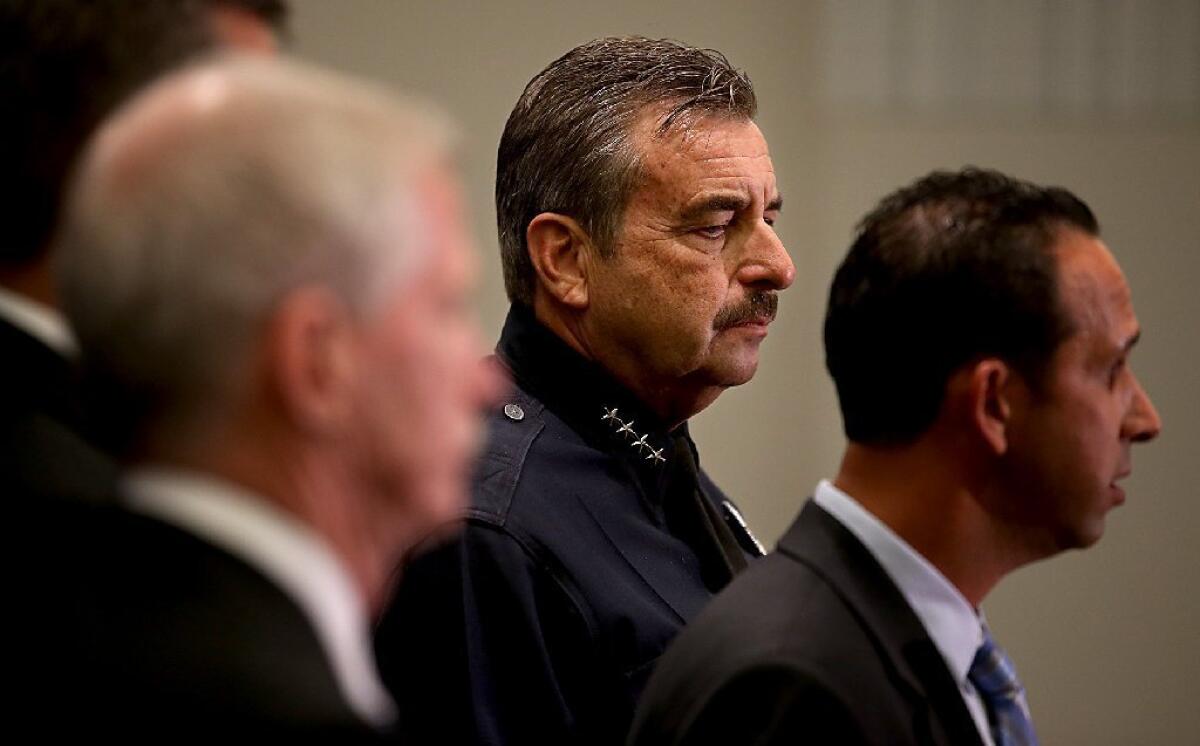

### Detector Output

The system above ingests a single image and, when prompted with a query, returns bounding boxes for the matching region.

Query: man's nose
[1124,374,1162,443]
[735,222,794,291]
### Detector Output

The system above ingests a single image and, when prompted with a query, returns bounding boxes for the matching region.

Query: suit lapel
[778,502,984,746]
[901,636,986,744]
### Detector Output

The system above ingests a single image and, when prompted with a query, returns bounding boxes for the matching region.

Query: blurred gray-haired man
[43,55,500,738]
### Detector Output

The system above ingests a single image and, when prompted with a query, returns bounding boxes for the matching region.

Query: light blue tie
[968,627,1039,746]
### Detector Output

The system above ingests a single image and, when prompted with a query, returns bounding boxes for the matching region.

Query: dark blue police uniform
[374,305,762,745]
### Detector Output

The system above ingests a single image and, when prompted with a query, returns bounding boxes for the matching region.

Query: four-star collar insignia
[601,407,666,465]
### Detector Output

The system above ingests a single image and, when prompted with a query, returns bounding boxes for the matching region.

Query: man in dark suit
[41,56,499,737]
[375,37,795,744]
[629,168,1162,745]
[0,0,286,508]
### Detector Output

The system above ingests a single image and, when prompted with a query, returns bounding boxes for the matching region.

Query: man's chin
[701,336,763,379]
[715,353,761,387]
[1053,517,1108,553]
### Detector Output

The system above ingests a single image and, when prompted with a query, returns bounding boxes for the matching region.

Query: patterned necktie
[968,627,1039,746]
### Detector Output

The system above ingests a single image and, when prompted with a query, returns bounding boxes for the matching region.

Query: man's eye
[1110,358,1127,386]
[695,225,727,240]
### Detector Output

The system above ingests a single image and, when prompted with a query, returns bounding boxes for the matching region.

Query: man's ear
[264,286,357,436]
[526,212,594,310]
[965,358,1014,456]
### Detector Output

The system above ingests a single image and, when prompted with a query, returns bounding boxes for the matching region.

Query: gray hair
[495,36,758,306]
[55,54,454,450]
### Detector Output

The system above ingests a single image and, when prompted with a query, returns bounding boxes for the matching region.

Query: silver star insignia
[646,446,665,465]
[616,420,636,439]
[601,407,619,423]
[631,434,651,453]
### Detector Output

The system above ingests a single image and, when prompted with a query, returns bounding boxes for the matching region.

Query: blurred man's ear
[208,6,281,55]
[526,213,594,310]
[967,358,1014,456]
[265,286,358,437]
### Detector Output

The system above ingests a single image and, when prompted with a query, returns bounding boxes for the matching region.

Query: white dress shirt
[813,479,994,746]
[123,466,397,729]
[0,286,76,358]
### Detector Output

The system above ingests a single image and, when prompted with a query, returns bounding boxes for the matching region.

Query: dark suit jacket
[35,504,384,742]
[628,501,986,746]
[375,307,760,745]
[0,316,116,506]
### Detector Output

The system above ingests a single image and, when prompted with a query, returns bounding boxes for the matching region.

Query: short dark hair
[495,36,757,306]
[0,0,288,269]
[823,167,1100,445]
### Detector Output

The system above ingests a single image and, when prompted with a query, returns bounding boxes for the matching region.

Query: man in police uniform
[375,37,795,744]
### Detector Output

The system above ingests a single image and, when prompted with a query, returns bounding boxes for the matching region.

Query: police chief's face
[1003,228,1161,551]
[583,113,794,417]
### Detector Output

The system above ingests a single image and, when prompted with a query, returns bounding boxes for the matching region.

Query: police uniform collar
[496,305,679,467]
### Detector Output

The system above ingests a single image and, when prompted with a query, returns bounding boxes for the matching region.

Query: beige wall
[291,1,1199,741]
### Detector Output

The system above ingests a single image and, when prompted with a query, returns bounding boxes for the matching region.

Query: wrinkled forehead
[629,109,774,194]
[641,105,768,156]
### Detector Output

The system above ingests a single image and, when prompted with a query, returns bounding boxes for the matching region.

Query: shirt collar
[0,286,77,358]
[812,479,984,685]
[497,304,680,471]
[122,466,397,728]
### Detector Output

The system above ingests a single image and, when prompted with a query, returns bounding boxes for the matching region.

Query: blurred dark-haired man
[629,167,1161,746]
[0,0,286,508]
[376,36,794,744]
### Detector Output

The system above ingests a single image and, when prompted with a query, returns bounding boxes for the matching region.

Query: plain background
[289,1,1198,741]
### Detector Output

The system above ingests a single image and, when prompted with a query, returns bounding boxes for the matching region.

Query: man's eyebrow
[679,194,749,221]
[678,192,783,221]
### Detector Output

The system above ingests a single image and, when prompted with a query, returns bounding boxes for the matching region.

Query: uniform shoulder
[469,384,633,528]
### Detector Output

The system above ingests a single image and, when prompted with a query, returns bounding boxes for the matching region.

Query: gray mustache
[713,291,779,330]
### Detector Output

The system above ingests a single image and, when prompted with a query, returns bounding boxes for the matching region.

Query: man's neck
[834,442,1021,607]
[146,431,408,618]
